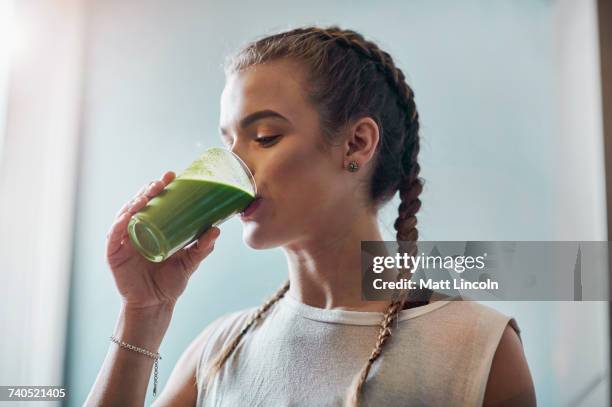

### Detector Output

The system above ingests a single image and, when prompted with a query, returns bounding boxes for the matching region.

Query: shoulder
[185,306,256,366]
[439,296,519,328]
[430,296,517,331]
[150,307,257,406]
[482,318,536,406]
[196,307,259,363]
[427,299,535,405]
[205,307,258,340]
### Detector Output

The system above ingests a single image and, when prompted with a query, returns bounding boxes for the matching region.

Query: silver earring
[347,160,359,172]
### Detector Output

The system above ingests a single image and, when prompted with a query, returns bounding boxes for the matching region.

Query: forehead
[220,60,310,126]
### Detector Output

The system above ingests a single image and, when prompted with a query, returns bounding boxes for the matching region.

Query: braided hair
[204,26,425,407]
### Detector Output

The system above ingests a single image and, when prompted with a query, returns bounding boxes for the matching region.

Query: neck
[282,205,394,312]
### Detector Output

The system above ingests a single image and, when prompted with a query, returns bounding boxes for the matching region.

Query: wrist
[121,301,176,319]
[113,302,175,352]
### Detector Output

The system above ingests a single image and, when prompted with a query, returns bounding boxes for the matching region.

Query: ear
[343,117,380,169]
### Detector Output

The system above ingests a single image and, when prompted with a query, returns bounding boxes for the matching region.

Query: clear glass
[128,147,256,262]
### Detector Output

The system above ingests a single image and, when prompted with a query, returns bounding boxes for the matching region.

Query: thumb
[176,227,221,274]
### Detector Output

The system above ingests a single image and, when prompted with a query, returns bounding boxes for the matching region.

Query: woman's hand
[105,171,221,309]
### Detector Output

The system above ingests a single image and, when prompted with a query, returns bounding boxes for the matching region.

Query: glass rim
[214,147,258,197]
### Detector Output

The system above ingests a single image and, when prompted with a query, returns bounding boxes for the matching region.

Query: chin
[241,222,280,250]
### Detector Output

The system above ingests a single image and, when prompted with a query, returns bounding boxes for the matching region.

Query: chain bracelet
[109,335,162,397]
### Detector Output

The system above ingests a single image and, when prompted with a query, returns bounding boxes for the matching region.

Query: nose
[230,146,256,179]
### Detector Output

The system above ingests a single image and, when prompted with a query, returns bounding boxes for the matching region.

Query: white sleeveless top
[195,294,521,407]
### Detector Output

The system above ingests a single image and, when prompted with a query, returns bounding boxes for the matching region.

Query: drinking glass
[127,147,256,262]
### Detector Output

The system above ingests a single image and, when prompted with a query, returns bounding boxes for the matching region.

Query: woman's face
[219,59,354,249]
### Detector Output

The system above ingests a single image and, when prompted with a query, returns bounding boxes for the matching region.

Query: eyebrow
[219,109,290,135]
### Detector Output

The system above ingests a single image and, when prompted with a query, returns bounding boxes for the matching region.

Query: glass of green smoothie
[127,147,256,262]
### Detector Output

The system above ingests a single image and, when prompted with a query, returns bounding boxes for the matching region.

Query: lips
[240,196,262,218]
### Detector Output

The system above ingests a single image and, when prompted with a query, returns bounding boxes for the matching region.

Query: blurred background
[0,0,610,405]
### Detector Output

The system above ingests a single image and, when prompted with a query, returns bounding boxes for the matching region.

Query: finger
[161,171,176,186]
[176,227,221,273]
[115,183,152,218]
[106,212,133,257]
[126,195,149,214]
[143,171,176,200]
[115,171,175,218]
[142,180,165,199]
[116,198,136,219]
[136,183,149,196]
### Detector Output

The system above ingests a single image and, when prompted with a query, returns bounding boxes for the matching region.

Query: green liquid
[128,178,254,262]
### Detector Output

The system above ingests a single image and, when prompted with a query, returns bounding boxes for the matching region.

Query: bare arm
[85,170,221,406]
[483,323,536,406]
[150,315,228,407]
[84,304,174,406]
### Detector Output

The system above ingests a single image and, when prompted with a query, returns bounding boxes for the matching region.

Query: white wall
[0,0,15,161]
[0,0,86,404]
[64,1,609,406]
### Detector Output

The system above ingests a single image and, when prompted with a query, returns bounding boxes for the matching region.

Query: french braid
[202,280,290,389]
[204,26,425,407]
[311,28,426,407]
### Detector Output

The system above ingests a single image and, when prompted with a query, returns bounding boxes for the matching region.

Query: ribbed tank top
[195,294,521,407]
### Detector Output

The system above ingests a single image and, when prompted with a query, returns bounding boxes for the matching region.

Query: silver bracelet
[109,335,162,397]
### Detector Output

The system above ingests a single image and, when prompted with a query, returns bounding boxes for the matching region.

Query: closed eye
[255,135,281,147]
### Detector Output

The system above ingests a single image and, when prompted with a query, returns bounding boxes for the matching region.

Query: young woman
[86,26,536,406]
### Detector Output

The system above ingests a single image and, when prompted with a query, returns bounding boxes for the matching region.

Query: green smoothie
[128,178,254,262]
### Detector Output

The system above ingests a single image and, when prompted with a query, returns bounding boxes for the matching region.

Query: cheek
[265,144,339,216]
